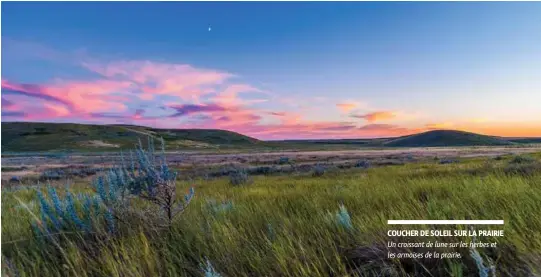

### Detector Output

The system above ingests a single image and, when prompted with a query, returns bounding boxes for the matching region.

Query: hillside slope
[1,122,261,152]
[2,123,538,153]
[384,130,514,147]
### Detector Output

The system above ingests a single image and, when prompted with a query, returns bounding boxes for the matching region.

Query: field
[2,134,541,277]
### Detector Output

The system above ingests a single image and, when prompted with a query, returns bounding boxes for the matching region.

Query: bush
[39,167,101,180]
[504,163,541,176]
[40,169,65,180]
[312,164,327,177]
[509,155,537,164]
[439,158,459,164]
[103,138,195,226]
[206,198,234,216]
[331,204,353,230]
[376,160,405,166]
[276,156,290,165]
[355,160,371,169]
[201,259,223,277]
[229,167,252,186]
[31,136,196,238]
[68,166,100,178]
[248,166,276,175]
[30,184,113,238]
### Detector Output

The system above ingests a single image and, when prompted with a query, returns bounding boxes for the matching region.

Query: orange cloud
[351,111,396,122]
[336,102,357,112]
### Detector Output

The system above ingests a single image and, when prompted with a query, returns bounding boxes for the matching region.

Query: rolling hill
[1,122,262,152]
[1,122,539,152]
[275,130,540,148]
[383,130,513,147]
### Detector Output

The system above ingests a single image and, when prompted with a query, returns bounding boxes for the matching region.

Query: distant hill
[1,122,261,152]
[383,130,514,147]
[507,138,541,144]
[2,122,539,153]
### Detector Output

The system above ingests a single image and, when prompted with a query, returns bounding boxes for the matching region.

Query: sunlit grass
[2,156,541,276]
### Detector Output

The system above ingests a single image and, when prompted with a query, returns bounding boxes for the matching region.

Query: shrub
[470,247,496,277]
[509,155,536,164]
[40,169,65,180]
[294,164,314,173]
[312,164,327,177]
[206,199,234,216]
[376,160,405,166]
[201,259,223,277]
[276,156,290,165]
[31,136,195,238]
[229,167,252,186]
[504,163,541,176]
[355,160,371,169]
[96,137,195,227]
[248,166,275,175]
[328,204,353,231]
[266,223,276,241]
[68,166,100,178]
[32,185,109,236]
[504,155,540,176]
[439,158,459,164]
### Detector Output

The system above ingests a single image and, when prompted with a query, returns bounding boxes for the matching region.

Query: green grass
[3,156,541,276]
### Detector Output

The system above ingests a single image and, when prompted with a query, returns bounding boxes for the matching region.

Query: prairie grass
[2,155,541,276]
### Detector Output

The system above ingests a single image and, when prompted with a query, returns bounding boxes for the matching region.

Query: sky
[2,2,541,139]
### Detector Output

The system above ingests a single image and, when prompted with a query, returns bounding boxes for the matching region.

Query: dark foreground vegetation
[2,136,541,276]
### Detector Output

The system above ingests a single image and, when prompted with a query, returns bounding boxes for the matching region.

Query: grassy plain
[2,150,541,276]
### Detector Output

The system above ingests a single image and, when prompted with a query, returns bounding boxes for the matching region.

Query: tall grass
[2,153,541,276]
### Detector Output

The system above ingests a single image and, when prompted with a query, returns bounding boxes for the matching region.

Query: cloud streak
[168,103,229,117]
[351,111,397,122]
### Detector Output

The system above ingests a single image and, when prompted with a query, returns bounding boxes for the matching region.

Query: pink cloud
[82,60,232,101]
[267,111,286,117]
[336,102,357,113]
[351,111,397,122]
[2,79,131,114]
[49,80,132,113]
[212,84,263,106]
[0,96,69,121]
[42,103,70,117]
[3,76,422,139]
[1,43,435,140]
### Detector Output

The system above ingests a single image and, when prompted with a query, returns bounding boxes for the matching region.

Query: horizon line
[3,120,541,141]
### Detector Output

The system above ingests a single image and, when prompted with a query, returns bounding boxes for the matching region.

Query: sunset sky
[2,2,541,139]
